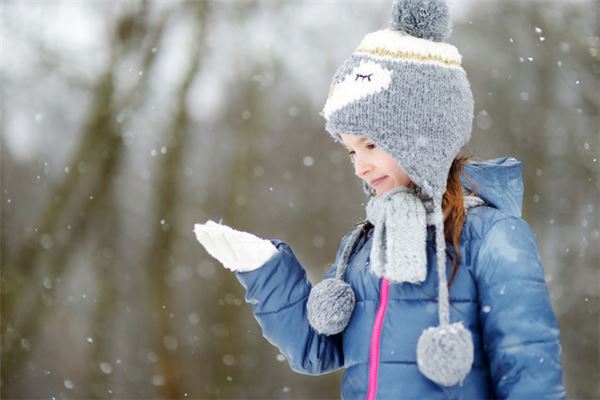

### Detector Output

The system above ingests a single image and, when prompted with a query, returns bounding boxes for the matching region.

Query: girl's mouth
[370,176,388,186]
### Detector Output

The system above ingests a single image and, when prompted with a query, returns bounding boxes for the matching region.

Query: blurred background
[1,0,598,398]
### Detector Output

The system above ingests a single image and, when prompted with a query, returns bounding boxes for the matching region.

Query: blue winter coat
[235,157,566,399]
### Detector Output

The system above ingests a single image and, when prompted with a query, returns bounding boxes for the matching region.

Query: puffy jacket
[235,156,566,399]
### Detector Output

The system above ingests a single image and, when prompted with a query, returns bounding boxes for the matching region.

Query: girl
[194,0,566,398]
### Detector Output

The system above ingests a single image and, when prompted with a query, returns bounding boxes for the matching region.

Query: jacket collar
[461,156,524,218]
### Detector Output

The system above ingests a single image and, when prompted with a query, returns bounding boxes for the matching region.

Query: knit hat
[307,0,475,387]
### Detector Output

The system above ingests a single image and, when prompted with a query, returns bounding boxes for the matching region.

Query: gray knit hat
[307,0,475,387]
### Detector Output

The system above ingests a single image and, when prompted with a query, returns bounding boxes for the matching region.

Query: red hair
[439,156,479,287]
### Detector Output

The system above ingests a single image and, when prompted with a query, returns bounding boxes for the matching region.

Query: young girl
[194,0,566,398]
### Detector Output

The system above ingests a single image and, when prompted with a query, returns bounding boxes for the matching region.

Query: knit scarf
[365,186,431,283]
[364,186,484,284]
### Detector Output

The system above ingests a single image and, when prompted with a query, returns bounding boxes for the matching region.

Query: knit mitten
[193,220,278,272]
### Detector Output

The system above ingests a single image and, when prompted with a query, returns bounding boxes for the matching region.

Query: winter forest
[1,0,598,399]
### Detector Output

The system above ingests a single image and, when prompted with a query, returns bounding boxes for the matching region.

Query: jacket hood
[461,156,524,218]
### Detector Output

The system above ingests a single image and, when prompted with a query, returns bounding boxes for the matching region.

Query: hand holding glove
[193,220,278,272]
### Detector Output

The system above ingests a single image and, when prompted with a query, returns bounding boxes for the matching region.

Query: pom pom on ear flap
[416,322,474,386]
[307,278,356,335]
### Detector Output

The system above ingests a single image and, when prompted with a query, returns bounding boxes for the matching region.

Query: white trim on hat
[356,29,462,67]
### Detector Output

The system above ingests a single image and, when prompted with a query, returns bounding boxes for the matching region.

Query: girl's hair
[354,155,479,289]
[437,155,479,288]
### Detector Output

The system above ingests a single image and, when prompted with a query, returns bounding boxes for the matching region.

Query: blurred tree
[1,1,174,396]
[142,2,210,398]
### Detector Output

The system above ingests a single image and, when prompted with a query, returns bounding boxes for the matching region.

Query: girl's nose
[354,156,372,178]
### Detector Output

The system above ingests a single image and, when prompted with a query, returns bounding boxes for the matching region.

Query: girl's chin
[374,184,397,196]
[374,182,416,196]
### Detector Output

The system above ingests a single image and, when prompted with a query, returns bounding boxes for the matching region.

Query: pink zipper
[366,277,390,400]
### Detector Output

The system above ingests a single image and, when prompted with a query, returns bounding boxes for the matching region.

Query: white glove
[193,219,278,272]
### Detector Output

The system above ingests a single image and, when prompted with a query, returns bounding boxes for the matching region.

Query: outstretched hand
[193,220,278,272]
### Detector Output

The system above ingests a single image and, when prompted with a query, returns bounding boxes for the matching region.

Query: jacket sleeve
[234,234,352,375]
[475,216,566,399]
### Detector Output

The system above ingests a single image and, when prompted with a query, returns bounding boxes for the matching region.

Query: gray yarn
[307,278,356,336]
[414,196,473,385]
[365,186,428,283]
[390,0,452,42]
[432,197,450,326]
[416,321,474,386]
[306,223,366,335]
[333,223,366,281]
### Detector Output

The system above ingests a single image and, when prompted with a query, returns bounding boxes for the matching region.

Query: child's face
[339,133,412,197]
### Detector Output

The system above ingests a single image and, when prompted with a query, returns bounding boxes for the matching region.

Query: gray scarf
[366,186,430,283]
[307,188,485,337]
[365,186,485,284]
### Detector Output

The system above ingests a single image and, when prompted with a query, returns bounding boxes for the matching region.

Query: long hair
[439,155,479,287]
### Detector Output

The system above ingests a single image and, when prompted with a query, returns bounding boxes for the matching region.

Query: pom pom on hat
[390,0,452,42]
[307,278,356,335]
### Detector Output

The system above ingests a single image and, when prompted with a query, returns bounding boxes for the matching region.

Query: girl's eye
[346,143,375,157]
